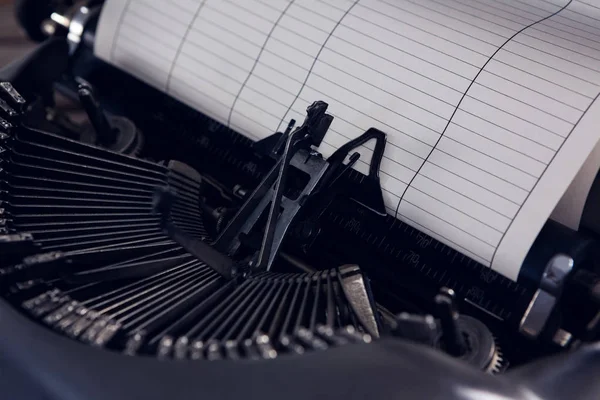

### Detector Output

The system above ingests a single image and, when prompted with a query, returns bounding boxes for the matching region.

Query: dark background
[0,0,34,67]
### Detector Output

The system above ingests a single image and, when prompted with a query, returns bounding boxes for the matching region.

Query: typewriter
[1,2,600,399]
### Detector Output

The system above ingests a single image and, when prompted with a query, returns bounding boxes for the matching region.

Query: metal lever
[337,265,380,338]
[435,287,467,357]
[519,254,574,338]
[255,119,328,270]
[321,127,387,216]
[214,101,333,271]
[78,84,117,147]
[76,83,141,154]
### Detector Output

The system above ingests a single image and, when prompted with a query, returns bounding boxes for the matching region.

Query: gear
[214,207,232,234]
[124,127,144,157]
[454,315,506,374]
[487,340,505,374]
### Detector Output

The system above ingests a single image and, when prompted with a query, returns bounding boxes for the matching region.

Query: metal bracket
[519,254,573,338]
[46,1,98,53]
[214,102,333,271]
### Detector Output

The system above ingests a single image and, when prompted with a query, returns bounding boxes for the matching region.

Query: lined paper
[95,0,600,281]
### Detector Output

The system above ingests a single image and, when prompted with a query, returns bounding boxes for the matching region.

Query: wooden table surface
[0,2,35,68]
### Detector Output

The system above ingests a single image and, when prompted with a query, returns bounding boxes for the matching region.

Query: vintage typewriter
[1,2,600,399]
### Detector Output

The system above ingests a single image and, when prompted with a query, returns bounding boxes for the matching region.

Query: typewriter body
[1,2,600,399]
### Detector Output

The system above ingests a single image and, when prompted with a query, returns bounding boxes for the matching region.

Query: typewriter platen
[1,2,600,399]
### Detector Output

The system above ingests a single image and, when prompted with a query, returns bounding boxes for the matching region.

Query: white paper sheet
[95,0,600,281]
[551,138,600,230]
